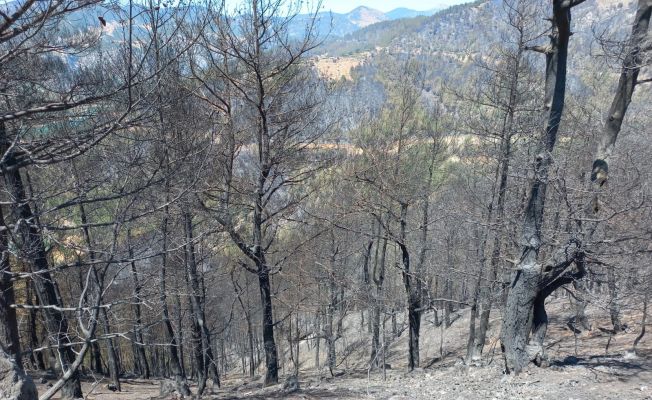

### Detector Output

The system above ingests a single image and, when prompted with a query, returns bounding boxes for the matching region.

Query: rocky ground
[213,350,652,400]
[33,298,651,399]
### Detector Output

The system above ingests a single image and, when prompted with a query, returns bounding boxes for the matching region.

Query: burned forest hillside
[0,0,650,399]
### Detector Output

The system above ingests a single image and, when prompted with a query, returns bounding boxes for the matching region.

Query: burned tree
[501,0,652,374]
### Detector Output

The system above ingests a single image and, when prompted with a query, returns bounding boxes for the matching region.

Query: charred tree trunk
[607,267,622,332]
[26,282,46,370]
[326,234,338,374]
[314,310,320,370]
[91,342,103,375]
[256,247,278,385]
[184,211,207,394]
[501,1,587,374]
[571,281,591,332]
[0,203,21,363]
[159,192,190,396]
[76,196,121,392]
[173,292,186,379]
[183,211,220,394]
[475,51,517,356]
[1,123,83,399]
[444,238,454,328]
[370,222,388,369]
[398,203,421,371]
[128,231,149,379]
[234,272,255,377]
[632,292,648,354]
[591,0,652,192]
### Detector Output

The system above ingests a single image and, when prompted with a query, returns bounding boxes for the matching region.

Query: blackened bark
[326,280,336,373]
[183,211,220,393]
[0,204,21,362]
[501,1,582,374]
[128,231,149,379]
[632,292,648,354]
[184,212,206,394]
[159,201,190,395]
[444,238,454,328]
[100,309,121,391]
[258,261,278,385]
[362,240,373,286]
[326,233,338,374]
[234,272,255,377]
[91,342,103,374]
[592,0,652,192]
[370,223,387,368]
[466,261,484,363]
[607,267,622,332]
[26,282,46,370]
[173,292,186,378]
[398,203,420,371]
[314,309,320,370]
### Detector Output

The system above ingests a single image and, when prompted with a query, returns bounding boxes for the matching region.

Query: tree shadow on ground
[550,353,651,382]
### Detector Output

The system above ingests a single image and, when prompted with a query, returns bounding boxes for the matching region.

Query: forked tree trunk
[501,0,585,374]
[502,0,651,373]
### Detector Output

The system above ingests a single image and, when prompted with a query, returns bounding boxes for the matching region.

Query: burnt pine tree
[193,0,326,385]
[500,0,588,374]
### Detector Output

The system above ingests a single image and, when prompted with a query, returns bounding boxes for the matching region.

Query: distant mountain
[346,6,387,27]
[289,5,441,39]
[317,0,636,59]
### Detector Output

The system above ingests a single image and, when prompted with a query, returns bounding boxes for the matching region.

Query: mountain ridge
[290,5,443,38]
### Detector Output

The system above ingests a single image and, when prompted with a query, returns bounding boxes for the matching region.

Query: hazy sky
[318,0,472,13]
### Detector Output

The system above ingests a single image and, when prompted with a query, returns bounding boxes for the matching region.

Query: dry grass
[313,56,365,81]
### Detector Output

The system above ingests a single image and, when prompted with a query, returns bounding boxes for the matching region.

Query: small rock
[283,375,299,393]
[0,350,38,400]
